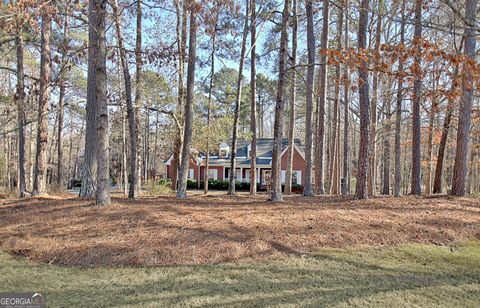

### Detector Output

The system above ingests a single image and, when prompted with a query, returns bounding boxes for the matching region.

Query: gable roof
[163,138,305,166]
[225,138,305,158]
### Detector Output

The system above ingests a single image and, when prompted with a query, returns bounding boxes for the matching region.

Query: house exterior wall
[164,147,307,185]
[281,147,307,184]
[166,155,200,181]
[199,166,224,181]
[280,147,305,169]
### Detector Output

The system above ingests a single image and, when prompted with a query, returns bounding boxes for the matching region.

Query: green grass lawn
[1,242,479,307]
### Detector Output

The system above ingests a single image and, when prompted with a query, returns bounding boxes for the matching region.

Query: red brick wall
[166,155,201,180]
[199,166,224,181]
[166,148,306,185]
[280,148,306,169]
[281,147,306,184]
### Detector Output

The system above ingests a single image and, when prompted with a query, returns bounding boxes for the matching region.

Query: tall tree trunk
[433,65,459,193]
[368,0,382,196]
[467,145,476,194]
[451,0,478,196]
[382,77,392,195]
[411,0,423,196]
[355,0,370,199]
[152,111,159,179]
[176,2,197,199]
[285,0,298,195]
[228,0,249,195]
[15,33,26,197]
[425,75,439,195]
[204,10,218,195]
[5,134,10,189]
[73,122,82,180]
[27,121,34,190]
[270,0,290,202]
[342,0,350,195]
[111,0,139,198]
[173,0,188,191]
[250,0,257,195]
[144,108,149,182]
[88,0,110,206]
[67,116,74,186]
[315,0,329,195]
[57,13,68,189]
[303,0,315,196]
[328,4,343,195]
[394,0,406,197]
[122,107,128,195]
[80,92,97,196]
[258,97,264,138]
[32,12,52,196]
[433,106,453,194]
[47,109,59,176]
[135,0,143,190]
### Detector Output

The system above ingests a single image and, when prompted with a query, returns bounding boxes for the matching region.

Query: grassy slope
[1,242,479,307]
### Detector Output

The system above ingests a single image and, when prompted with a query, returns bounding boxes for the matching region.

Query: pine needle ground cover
[1,242,479,307]
[1,194,479,306]
[0,194,478,266]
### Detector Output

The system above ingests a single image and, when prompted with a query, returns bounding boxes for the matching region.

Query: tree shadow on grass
[6,243,477,307]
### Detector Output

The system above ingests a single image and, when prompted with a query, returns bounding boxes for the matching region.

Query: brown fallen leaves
[0,193,479,267]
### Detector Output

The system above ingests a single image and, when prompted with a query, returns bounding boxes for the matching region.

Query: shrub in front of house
[206,180,229,190]
[158,179,173,187]
[167,179,303,193]
[187,179,199,189]
[280,184,304,194]
[145,179,173,195]
[291,184,303,194]
[184,180,262,191]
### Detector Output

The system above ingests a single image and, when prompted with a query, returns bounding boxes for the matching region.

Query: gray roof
[236,157,272,166]
[226,138,304,158]
[164,138,304,166]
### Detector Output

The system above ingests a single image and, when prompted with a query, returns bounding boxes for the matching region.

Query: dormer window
[219,142,229,158]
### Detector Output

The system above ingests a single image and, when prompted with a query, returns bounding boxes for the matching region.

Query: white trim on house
[207,168,218,180]
[294,170,302,185]
[163,154,202,166]
[164,154,173,166]
[280,144,306,161]
[281,170,302,185]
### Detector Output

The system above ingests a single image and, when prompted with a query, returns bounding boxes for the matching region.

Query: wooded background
[0,0,479,205]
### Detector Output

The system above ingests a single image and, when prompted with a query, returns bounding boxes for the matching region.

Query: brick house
[164,138,307,186]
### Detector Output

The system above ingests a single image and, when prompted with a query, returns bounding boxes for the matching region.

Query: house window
[280,171,302,185]
[293,171,302,185]
[219,143,230,158]
[246,169,260,183]
[245,170,251,182]
[207,169,218,180]
[188,169,194,179]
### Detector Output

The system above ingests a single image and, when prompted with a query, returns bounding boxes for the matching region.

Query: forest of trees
[0,0,479,205]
